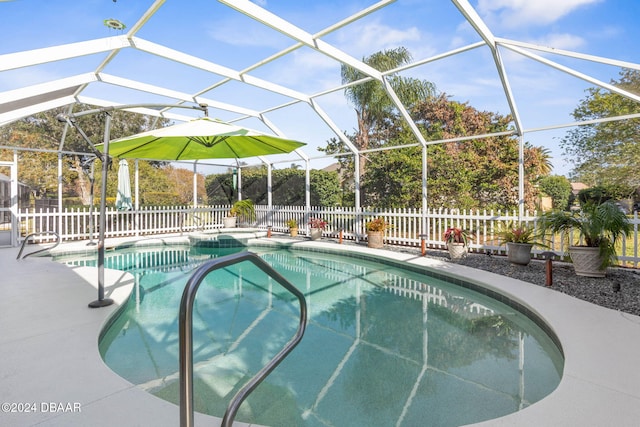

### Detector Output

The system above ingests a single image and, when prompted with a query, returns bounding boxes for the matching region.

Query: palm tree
[539,201,631,270]
[525,144,553,180]
[341,47,435,179]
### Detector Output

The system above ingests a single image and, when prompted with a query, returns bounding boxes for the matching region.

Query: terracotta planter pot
[569,246,606,277]
[506,242,533,266]
[447,242,467,260]
[367,230,384,248]
[310,228,323,240]
[290,227,298,237]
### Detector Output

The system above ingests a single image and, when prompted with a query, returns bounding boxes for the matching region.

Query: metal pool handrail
[179,251,308,427]
[16,231,60,260]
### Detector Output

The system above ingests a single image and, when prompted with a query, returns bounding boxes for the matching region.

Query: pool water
[64,245,563,426]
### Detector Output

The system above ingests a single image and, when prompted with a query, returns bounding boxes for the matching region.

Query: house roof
[571,182,589,193]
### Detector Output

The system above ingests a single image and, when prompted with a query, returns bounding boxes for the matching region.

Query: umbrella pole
[89,113,114,308]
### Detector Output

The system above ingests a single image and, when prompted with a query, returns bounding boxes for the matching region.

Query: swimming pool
[61,244,563,426]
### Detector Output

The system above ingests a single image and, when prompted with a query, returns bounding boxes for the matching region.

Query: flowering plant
[365,217,389,232]
[443,227,471,245]
[286,218,298,229]
[499,222,536,244]
[308,217,328,230]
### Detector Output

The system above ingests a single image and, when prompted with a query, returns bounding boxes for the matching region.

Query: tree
[525,145,553,181]
[361,146,424,208]
[309,170,341,206]
[318,134,357,206]
[363,94,551,210]
[538,175,572,211]
[1,116,74,199]
[165,167,207,205]
[0,105,170,204]
[561,68,640,196]
[341,47,435,181]
[88,160,184,207]
[576,185,633,206]
[205,168,341,207]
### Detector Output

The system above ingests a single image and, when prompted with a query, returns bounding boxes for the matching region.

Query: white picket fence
[16,204,640,267]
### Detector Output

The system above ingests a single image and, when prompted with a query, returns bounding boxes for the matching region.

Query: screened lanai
[2,0,640,229]
[4,4,640,426]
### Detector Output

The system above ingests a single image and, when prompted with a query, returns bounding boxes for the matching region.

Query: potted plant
[223,199,255,228]
[498,222,538,266]
[443,227,472,260]
[538,201,631,277]
[286,218,299,237]
[365,217,388,248]
[308,217,327,240]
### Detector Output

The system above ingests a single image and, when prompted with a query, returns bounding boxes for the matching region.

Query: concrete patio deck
[2,235,640,426]
[0,237,228,427]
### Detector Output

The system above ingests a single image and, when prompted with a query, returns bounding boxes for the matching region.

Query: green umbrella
[88,116,304,309]
[101,117,305,160]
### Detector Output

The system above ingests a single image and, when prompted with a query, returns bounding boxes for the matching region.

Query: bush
[143,192,180,206]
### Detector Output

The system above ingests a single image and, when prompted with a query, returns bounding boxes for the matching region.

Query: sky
[1,0,639,177]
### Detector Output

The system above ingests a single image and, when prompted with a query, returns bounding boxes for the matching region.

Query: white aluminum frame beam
[495,38,640,71]
[219,0,384,81]
[132,38,310,103]
[0,36,132,72]
[208,0,395,91]
[501,43,640,104]
[451,0,523,135]
[97,74,260,117]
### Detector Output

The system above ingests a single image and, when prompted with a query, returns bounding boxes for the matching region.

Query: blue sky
[1,0,639,176]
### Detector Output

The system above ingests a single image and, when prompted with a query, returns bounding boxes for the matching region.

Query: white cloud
[0,68,59,92]
[206,17,289,49]
[476,0,603,28]
[266,49,341,91]
[532,33,585,50]
[334,20,423,58]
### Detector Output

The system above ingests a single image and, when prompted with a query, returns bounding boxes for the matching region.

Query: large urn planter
[447,242,467,260]
[367,231,384,248]
[226,200,255,229]
[538,202,630,279]
[506,242,533,266]
[365,217,389,249]
[569,246,607,277]
[223,216,237,228]
[310,228,323,240]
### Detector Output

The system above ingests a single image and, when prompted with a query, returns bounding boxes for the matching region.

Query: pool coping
[3,234,640,426]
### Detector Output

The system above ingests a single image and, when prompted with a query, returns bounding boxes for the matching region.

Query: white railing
[16,204,640,267]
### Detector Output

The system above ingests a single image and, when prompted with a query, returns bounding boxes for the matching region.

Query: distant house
[322,163,340,173]
[322,162,351,184]
[571,182,588,196]
[567,182,588,210]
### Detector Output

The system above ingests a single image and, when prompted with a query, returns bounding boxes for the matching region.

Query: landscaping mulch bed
[426,249,640,317]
